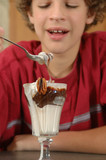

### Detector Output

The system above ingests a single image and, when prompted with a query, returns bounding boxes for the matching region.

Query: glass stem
[39,138,53,160]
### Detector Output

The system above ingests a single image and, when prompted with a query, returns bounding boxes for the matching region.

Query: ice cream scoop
[37,52,53,66]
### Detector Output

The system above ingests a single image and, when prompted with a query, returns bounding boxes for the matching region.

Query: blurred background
[0,0,106,48]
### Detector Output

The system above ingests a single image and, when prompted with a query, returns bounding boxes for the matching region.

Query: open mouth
[47,27,69,34]
[47,28,69,40]
[48,30,69,34]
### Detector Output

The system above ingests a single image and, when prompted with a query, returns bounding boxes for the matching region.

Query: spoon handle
[0,36,28,52]
[0,36,37,60]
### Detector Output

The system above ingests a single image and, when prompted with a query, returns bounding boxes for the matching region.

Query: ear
[27,12,34,24]
[86,12,96,25]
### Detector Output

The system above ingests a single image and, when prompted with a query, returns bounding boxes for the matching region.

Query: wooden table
[0,151,106,160]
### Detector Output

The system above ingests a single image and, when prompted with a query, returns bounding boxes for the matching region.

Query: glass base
[38,138,53,160]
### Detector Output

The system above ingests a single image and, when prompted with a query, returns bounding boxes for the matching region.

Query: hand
[7,134,40,151]
[0,27,4,52]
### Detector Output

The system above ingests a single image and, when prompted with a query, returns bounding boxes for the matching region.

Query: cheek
[33,14,46,38]
[33,14,45,29]
[70,12,88,28]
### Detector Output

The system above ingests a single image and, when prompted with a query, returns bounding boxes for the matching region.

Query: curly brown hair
[15,0,106,32]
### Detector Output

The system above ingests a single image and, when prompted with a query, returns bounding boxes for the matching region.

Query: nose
[49,4,65,21]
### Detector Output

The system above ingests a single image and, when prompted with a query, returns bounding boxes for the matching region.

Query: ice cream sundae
[23,78,67,137]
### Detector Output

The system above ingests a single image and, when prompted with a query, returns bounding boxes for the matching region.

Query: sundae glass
[23,78,67,160]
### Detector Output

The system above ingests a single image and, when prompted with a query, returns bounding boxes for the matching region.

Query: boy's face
[28,0,94,54]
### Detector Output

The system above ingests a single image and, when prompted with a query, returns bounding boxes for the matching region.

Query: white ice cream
[31,104,62,137]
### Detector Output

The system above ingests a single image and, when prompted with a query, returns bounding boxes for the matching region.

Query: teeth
[50,30,64,33]
[58,30,63,33]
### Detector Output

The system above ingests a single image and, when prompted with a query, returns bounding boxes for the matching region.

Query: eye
[65,3,78,8]
[38,3,50,8]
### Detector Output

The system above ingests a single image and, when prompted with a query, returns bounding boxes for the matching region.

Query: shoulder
[83,31,106,39]
[80,31,106,53]
[0,40,41,71]
[82,31,106,45]
[0,40,41,59]
[17,40,41,54]
[79,31,106,68]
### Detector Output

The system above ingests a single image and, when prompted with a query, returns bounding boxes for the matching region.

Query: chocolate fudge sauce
[33,86,66,108]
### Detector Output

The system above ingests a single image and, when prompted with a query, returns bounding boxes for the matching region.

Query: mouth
[47,29,69,35]
[47,28,69,40]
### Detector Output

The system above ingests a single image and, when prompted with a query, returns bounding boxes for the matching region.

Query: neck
[48,44,80,79]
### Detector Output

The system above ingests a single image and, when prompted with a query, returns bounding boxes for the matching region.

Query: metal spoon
[0,36,53,66]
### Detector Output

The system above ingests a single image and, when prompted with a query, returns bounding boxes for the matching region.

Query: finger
[0,27,5,36]
[0,27,5,52]
[0,39,4,52]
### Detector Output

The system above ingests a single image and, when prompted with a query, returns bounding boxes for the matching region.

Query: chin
[46,45,66,54]
[48,49,64,54]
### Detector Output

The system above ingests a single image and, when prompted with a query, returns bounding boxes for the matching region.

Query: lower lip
[47,31,68,41]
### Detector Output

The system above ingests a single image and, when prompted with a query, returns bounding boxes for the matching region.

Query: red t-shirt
[0,31,106,150]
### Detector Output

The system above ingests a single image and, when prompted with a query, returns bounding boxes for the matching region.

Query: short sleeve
[100,34,106,105]
[0,75,8,142]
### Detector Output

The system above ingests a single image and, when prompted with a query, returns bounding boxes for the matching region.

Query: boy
[0,0,106,153]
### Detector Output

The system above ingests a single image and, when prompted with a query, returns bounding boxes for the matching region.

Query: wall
[0,0,9,47]
[9,0,37,43]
